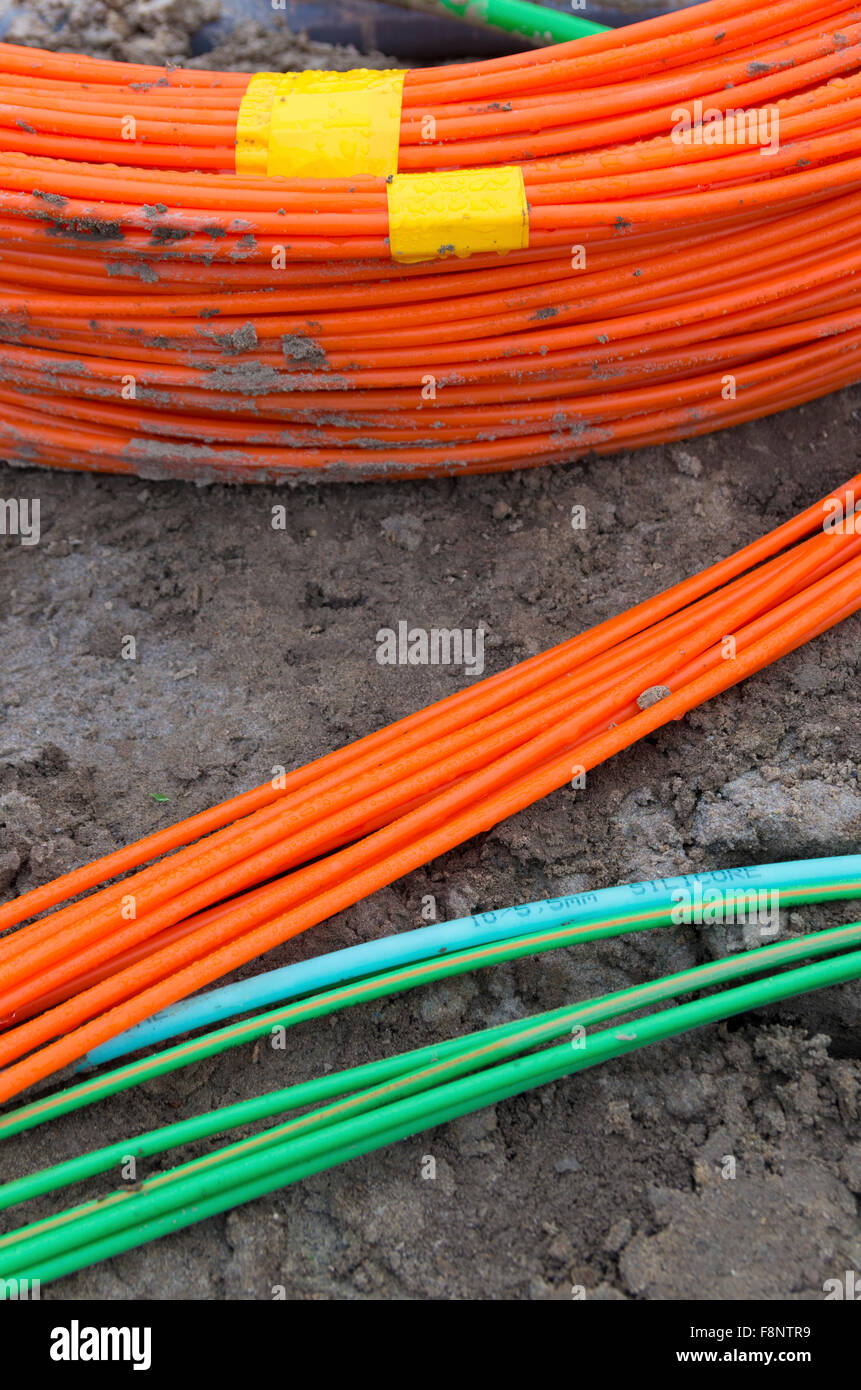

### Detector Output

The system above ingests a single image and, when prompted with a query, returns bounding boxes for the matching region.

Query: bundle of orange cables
[0,472,858,1105]
[0,0,860,481]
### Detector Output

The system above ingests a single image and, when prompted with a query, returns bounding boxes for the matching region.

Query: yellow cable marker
[236,72,528,264]
[387,167,529,263]
[236,70,406,179]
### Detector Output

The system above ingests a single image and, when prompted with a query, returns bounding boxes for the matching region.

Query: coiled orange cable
[0,0,859,479]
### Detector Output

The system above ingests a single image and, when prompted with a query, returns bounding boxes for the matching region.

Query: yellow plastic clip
[236,69,406,179]
[387,166,529,263]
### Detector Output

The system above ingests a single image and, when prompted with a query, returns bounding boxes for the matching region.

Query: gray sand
[0,0,858,1301]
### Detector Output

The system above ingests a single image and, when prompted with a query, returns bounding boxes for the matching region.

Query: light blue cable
[82,854,861,1068]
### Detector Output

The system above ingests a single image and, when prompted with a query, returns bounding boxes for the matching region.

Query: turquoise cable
[85,854,861,1065]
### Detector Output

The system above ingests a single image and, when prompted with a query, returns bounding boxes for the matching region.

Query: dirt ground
[0,0,859,1302]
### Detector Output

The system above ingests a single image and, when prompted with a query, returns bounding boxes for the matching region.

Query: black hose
[191,0,676,60]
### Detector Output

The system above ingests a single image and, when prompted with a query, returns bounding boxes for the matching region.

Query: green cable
[3,919,861,1217]
[3,866,856,1142]
[0,1005,574,1215]
[3,921,860,1272]
[7,943,861,1287]
[431,0,608,44]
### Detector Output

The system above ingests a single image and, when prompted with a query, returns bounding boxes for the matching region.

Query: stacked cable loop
[0,473,858,1105]
[0,0,860,481]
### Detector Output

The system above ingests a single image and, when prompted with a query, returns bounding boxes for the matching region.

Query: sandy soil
[0,0,859,1301]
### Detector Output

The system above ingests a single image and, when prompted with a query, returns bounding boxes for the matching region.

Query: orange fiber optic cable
[0,478,858,1101]
[0,0,858,479]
